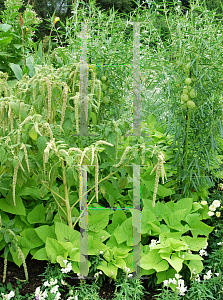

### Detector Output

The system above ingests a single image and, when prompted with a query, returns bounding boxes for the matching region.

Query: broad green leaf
[26,56,35,77]
[138,208,156,234]
[55,222,80,245]
[35,225,56,243]
[29,128,38,140]
[160,253,183,273]
[91,111,97,125]
[0,36,13,47]
[49,164,58,187]
[17,187,41,199]
[32,247,48,260]
[184,260,203,277]
[141,249,169,272]
[114,217,132,244]
[37,136,47,154]
[88,230,111,242]
[181,252,203,261]
[163,209,187,231]
[69,251,85,262]
[9,245,29,267]
[174,198,193,215]
[157,185,174,198]
[20,228,44,249]
[66,168,75,187]
[186,214,214,237]
[97,260,118,279]
[87,212,110,232]
[113,258,126,270]
[27,204,45,224]
[58,241,75,252]
[181,236,207,251]
[0,24,12,32]
[169,238,188,251]
[156,268,176,284]
[88,235,109,255]
[0,194,26,216]
[0,147,7,164]
[45,237,67,263]
[10,101,19,116]
[159,232,184,244]
[9,63,23,80]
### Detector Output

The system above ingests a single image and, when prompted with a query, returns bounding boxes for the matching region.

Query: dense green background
[0,0,222,42]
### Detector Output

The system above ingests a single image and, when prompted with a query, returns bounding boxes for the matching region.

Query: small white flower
[213,200,221,208]
[175,274,182,279]
[42,290,48,298]
[100,251,104,254]
[50,278,58,286]
[204,270,212,280]
[195,275,200,282]
[55,292,61,300]
[43,280,50,287]
[124,266,131,273]
[163,280,169,286]
[63,259,68,265]
[61,279,67,285]
[203,242,208,249]
[61,262,72,273]
[209,205,216,211]
[181,255,185,259]
[208,211,214,216]
[2,291,15,300]
[199,249,208,256]
[215,273,220,276]
[50,285,59,293]
[217,242,222,245]
[216,211,221,217]
[201,200,207,205]
[110,271,114,276]
[128,274,133,277]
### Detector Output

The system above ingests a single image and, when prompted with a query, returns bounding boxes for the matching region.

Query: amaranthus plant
[0,216,28,283]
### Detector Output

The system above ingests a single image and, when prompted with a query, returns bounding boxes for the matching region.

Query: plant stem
[61,160,73,228]
[183,109,191,195]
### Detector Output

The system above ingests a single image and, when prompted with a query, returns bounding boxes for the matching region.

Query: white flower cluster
[204,199,221,217]
[124,266,133,277]
[149,239,160,251]
[61,260,73,273]
[203,270,212,280]
[1,290,15,300]
[34,259,75,300]
[94,271,103,278]
[199,242,208,257]
[163,274,187,296]
[35,285,61,300]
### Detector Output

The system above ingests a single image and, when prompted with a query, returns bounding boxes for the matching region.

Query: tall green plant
[137,0,223,198]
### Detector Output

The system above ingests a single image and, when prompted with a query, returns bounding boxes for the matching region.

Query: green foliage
[0,0,41,78]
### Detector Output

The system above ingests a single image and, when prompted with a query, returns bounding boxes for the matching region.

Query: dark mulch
[0,255,157,299]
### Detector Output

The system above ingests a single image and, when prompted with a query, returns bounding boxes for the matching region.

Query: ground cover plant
[0,0,223,299]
